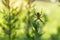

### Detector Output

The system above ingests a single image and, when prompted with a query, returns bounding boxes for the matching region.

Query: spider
[34,11,44,24]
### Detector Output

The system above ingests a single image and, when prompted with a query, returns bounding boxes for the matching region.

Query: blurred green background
[0,0,60,40]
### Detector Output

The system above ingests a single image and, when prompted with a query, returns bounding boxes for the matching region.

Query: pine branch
[1,0,22,40]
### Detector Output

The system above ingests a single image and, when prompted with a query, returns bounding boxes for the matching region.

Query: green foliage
[23,6,48,40]
[51,27,60,40]
[0,8,20,40]
[0,0,60,40]
[0,0,21,40]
